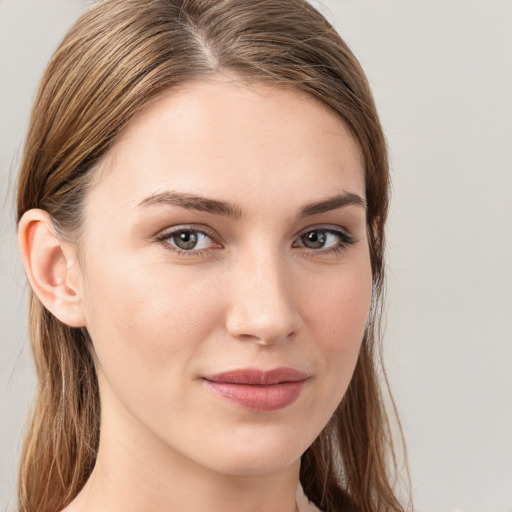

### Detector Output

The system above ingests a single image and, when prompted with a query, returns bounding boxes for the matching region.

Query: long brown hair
[16,1,409,511]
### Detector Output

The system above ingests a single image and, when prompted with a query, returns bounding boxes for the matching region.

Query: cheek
[310,264,372,348]
[80,256,223,391]
[303,261,372,392]
[79,256,231,445]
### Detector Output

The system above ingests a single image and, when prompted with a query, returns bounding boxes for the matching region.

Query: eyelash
[154,224,356,258]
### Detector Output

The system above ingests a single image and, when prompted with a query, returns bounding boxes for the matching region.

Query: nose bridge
[225,244,301,345]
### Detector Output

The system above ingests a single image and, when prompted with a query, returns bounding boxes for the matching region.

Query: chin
[186,424,314,477]
[208,449,301,477]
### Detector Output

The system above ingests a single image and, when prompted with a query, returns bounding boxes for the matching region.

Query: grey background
[1,1,511,511]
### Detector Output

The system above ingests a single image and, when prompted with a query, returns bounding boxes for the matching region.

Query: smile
[202,367,309,412]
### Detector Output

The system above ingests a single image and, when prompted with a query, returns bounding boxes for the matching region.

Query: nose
[224,248,303,346]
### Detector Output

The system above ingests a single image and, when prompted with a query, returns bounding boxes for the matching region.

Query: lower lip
[203,380,306,412]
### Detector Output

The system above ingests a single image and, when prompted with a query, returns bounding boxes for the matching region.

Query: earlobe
[17,209,87,328]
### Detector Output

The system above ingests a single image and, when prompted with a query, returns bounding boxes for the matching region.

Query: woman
[16,0,408,511]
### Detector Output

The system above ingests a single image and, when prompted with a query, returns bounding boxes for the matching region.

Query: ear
[17,209,87,328]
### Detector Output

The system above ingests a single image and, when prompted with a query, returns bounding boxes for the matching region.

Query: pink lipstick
[202,368,308,412]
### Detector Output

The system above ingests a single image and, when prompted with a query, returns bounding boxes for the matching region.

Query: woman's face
[76,78,372,476]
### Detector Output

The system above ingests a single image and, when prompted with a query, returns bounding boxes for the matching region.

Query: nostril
[225,306,301,346]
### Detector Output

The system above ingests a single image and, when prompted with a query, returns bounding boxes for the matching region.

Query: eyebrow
[137,191,243,219]
[137,190,366,219]
[298,191,366,217]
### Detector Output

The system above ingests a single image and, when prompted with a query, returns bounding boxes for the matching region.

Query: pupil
[175,231,198,250]
[303,231,326,249]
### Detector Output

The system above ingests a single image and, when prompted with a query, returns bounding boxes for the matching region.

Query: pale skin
[18,77,372,512]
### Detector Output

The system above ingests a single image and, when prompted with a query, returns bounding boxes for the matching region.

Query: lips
[202,367,308,412]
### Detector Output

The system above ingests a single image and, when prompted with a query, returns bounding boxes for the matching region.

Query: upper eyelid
[298,223,350,234]
[158,224,217,239]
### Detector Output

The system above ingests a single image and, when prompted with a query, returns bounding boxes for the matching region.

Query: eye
[170,229,211,250]
[156,226,219,254]
[295,227,355,254]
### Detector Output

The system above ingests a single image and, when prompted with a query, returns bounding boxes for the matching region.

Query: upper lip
[203,367,309,385]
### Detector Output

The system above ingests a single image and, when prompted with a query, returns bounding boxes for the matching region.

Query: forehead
[88,77,365,213]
